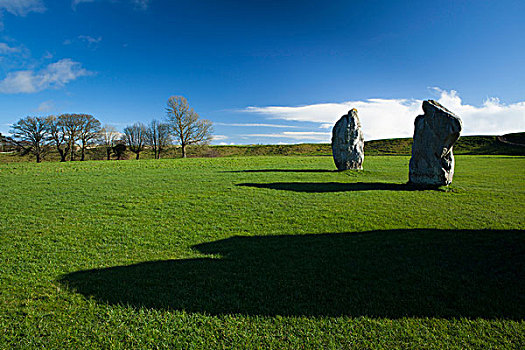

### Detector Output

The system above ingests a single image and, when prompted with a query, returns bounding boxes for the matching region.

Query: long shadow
[223,169,336,173]
[236,182,434,192]
[59,229,524,319]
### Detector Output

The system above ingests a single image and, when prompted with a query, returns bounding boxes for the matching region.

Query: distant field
[0,155,523,348]
[1,133,524,163]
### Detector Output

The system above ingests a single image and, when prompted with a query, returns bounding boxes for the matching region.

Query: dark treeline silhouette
[5,96,213,163]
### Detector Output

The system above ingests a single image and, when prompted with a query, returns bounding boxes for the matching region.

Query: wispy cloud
[243,131,331,141]
[78,35,102,45]
[212,134,228,141]
[0,42,20,54]
[72,0,151,10]
[244,89,525,140]
[0,40,33,71]
[132,0,150,10]
[0,0,45,16]
[0,0,45,29]
[36,100,54,112]
[64,35,102,48]
[0,58,91,94]
[216,122,300,128]
[72,0,95,9]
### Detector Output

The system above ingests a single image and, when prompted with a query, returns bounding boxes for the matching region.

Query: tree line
[3,96,213,163]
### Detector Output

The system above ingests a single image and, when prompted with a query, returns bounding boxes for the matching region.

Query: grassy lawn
[0,155,524,348]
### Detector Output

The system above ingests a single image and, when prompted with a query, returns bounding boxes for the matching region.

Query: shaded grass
[0,155,524,348]
[236,182,444,192]
[61,229,524,319]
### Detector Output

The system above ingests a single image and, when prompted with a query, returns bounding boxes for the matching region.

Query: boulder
[331,109,364,170]
[409,100,462,186]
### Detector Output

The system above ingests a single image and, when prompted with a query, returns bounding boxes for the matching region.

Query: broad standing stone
[331,108,364,170]
[409,100,462,186]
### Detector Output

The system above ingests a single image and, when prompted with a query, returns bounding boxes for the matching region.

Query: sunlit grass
[0,155,524,348]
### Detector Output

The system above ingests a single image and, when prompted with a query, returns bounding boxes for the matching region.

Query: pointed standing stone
[331,109,364,170]
[409,100,462,186]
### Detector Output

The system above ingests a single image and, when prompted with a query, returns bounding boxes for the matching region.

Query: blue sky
[0,0,524,144]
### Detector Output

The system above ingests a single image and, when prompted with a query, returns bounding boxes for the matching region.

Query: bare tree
[47,115,69,162]
[147,119,171,159]
[10,116,50,163]
[59,114,83,161]
[165,96,213,158]
[123,122,147,159]
[78,114,101,161]
[99,125,120,160]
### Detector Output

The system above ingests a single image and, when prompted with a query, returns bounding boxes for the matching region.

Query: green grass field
[1,155,524,348]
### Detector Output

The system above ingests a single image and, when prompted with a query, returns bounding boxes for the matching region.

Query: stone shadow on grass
[236,182,438,192]
[59,229,524,319]
[224,169,336,173]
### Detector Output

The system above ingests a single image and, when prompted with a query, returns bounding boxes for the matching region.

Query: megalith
[331,108,364,170]
[409,100,462,186]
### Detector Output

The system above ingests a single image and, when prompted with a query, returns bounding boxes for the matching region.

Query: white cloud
[216,122,300,128]
[212,134,228,141]
[244,131,331,141]
[245,89,525,140]
[0,58,91,93]
[429,88,525,136]
[0,0,45,16]
[0,42,20,54]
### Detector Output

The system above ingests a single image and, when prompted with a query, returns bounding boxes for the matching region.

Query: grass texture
[0,155,524,348]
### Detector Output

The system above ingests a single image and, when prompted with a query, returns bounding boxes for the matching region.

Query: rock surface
[409,100,462,186]
[331,109,364,170]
